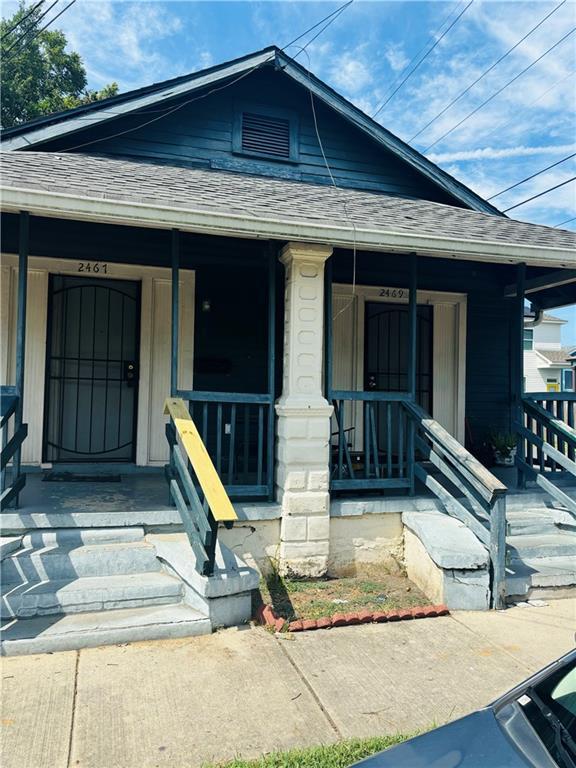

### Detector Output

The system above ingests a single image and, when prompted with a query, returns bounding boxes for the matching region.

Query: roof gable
[1,46,501,215]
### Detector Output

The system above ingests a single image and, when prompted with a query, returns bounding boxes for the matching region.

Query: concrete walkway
[2,599,575,768]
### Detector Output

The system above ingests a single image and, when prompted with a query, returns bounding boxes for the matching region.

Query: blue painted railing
[1,386,28,509]
[177,390,275,500]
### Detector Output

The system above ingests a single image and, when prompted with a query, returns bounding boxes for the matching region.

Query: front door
[43,275,140,462]
[364,302,433,411]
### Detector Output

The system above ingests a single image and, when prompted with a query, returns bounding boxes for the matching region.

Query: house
[524,312,575,393]
[1,46,575,654]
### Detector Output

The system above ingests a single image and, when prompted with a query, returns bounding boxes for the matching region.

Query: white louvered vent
[241,112,291,158]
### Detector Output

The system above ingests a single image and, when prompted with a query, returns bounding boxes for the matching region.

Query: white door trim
[332,283,467,442]
[1,253,194,466]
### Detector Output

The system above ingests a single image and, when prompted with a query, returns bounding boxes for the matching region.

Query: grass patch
[208,734,411,768]
[260,564,427,622]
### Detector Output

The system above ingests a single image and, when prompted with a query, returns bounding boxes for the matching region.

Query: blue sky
[4,0,575,340]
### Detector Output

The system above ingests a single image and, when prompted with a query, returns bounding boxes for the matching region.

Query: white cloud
[384,43,409,73]
[429,143,576,163]
[330,52,372,94]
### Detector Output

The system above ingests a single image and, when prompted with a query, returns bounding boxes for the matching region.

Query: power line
[6,0,77,64]
[424,26,576,152]
[487,153,576,200]
[291,2,352,61]
[502,176,576,212]
[1,0,45,42]
[554,216,576,227]
[283,0,353,51]
[372,0,474,119]
[2,0,59,57]
[410,0,567,143]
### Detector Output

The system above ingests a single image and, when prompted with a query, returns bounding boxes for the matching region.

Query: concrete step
[506,512,562,537]
[506,532,576,561]
[506,556,576,602]
[2,541,160,584]
[1,603,211,656]
[1,572,183,618]
[21,527,145,548]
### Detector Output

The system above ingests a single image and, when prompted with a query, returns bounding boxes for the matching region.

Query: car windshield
[520,659,576,768]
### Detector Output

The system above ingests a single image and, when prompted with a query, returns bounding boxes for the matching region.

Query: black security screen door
[364,302,433,411]
[43,275,141,463]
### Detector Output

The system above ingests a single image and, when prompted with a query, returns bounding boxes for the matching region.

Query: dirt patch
[259,564,428,622]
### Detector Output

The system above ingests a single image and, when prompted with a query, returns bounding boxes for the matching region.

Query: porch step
[506,532,576,562]
[1,603,211,656]
[20,527,146,548]
[506,511,566,537]
[1,540,160,583]
[1,571,183,619]
[506,556,576,602]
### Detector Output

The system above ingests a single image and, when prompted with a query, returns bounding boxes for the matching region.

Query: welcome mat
[42,472,122,483]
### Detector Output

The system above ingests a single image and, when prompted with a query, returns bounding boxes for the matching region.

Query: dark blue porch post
[407,252,418,495]
[13,211,29,507]
[324,254,333,402]
[170,229,180,397]
[266,244,276,501]
[514,262,526,488]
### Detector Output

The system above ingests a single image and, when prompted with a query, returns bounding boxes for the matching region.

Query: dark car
[354,648,576,768]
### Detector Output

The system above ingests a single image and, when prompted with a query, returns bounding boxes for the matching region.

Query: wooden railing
[403,401,508,610]
[330,391,413,492]
[164,398,238,576]
[0,386,28,509]
[516,393,576,516]
[177,390,275,500]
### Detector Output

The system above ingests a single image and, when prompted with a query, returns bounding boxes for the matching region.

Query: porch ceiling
[1,152,575,267]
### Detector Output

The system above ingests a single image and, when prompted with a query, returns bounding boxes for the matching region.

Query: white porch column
[275,241,333,577]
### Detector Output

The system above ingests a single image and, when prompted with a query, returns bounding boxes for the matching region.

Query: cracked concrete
[1,599,574,768]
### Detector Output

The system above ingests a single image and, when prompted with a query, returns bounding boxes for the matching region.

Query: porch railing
[164,397,238,576]
[516,393,576,515]
[0,386,28,509]
[403,401,508,610]
[176,390,275,500]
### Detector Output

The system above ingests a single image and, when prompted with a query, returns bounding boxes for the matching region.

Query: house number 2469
[77,262,108,273]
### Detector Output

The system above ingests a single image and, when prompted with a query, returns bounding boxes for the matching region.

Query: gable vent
[241,112,291,158]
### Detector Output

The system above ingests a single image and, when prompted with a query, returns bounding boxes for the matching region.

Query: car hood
[355,709,529,768]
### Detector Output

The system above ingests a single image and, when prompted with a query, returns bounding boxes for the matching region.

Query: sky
[3,0,575,341]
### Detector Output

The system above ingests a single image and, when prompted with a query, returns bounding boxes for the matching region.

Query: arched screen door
[43,275,141,463]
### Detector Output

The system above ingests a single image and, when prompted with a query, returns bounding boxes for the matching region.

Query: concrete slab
[70,628,337,768]
[1,650,76,768]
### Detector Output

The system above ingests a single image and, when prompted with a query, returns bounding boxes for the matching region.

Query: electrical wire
[5,0,77,64]
[554,216,576,227]
[283,0,353,52]
[1,0,45,42]
[290,2,353,61]
[502,176,576,212]
[409,0,567,142]
[372,0,474,119]
[424,26,576,152]
[2,0,59,57]
[487,153,576,200]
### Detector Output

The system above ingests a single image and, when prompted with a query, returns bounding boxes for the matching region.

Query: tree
[1,2,118,128]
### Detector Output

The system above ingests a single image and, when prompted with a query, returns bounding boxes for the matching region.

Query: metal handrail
[164,397,237,576]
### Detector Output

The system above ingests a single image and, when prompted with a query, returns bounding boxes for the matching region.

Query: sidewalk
[2,599,575,768]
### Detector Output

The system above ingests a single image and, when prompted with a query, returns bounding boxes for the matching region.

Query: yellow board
[164,398,238,522]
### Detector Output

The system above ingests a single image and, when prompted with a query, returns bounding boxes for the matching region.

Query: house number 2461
[77,262,108,274]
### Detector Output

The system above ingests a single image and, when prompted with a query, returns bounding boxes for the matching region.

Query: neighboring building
[524,312,576,392]
[1,47,575,650]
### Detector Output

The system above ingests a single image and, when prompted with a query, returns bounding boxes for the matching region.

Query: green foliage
[489,431,518,457]
[1,2,118,128]
[207,735,413,768]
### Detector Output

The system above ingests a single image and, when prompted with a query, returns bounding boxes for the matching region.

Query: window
[233,105,299,162]
[523,328,534,350]
[562,368,575,392]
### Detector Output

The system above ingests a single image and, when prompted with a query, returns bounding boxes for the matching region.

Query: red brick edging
[255,603,449,633]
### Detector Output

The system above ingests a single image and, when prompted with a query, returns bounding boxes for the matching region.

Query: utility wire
[410,0,567,142]
[1,0,45,42]
[290,2,352,61]
[487,153,576,200]
[5,0,77,64]
[502,176,575,212]
[554,216,576,227]
[372,0,474,119]
[283,0,353,51]
[424,26,576,152]
[2,0,59,57]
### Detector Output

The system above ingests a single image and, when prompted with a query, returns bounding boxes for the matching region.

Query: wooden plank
[414,464,490,546]
[172,445,212,542]
[503,269,576,297]
[1,424,28,471]
[523,398,576,444]
[164,398,238,521]
[489,496,507,610]
[331,390,412,402]
[516,459,576,516]
[331,478,411,490]
[169,479,209,569]
[0,473,26,509]
[516,424,576,477]
[177,389,271,404]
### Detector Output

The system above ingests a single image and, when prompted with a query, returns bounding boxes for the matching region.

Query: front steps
[0,526,212,655]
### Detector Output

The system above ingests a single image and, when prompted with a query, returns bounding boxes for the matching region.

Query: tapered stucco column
[276,241,333,577]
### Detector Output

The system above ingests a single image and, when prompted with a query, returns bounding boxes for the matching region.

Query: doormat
[42,472,122,483]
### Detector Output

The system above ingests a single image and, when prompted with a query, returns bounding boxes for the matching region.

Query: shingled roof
[2,152,575,265]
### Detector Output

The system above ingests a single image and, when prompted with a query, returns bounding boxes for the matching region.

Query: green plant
[489,431,518,458]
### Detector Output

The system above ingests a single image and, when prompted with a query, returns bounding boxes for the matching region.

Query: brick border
[255,603,449,633]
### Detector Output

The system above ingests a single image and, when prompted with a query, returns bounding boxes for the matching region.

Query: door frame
[332,283,467,443]
[1,254,195,466]
[42,273,142,463]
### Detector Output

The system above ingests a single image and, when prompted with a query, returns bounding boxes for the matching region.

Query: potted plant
[489,431,518,466]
